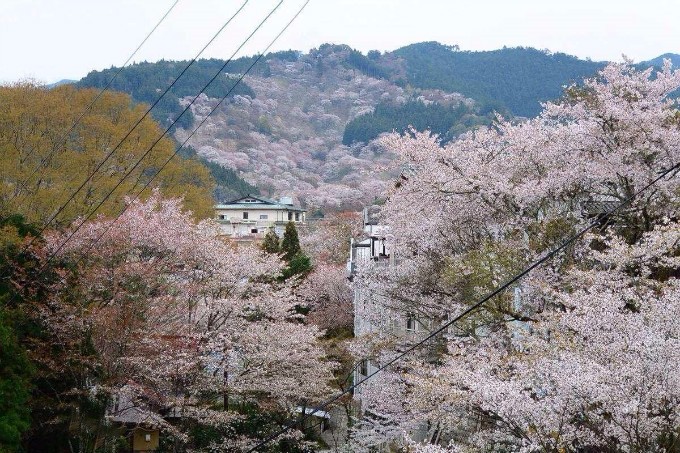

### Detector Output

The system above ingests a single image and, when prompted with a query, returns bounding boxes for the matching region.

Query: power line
[5,0,181,207]
[0,0,259,310]
[246,161,680,452]
[21,0,251,249]
[61,0,310,262]
[43,0,284,263]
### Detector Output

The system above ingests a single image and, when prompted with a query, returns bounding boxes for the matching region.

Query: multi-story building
[348,206,431,390]
[347,207,429,446]
[348,206,530,449]
[214,195,306,239]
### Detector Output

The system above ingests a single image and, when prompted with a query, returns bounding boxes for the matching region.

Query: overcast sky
[2,0,678,84]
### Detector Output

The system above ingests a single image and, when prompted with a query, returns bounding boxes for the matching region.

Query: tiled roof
[215,194,306,212]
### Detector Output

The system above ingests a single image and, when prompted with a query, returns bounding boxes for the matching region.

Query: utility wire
[0,0,258,308]
[6,0,181,207]
[246,160,680,452]
[20,0,251,251]
[43,0,284,263]
[64,0,310,261]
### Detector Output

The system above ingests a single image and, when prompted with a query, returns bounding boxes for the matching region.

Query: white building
[348,207,464,449]
[214,195,306,239]
[348,206,431,388]
[348,206,526,448]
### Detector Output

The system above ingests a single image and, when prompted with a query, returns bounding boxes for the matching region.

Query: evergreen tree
[0,216,38,451]
[279,222,313,281]
[280,222,301,261]
[0,310,32,452]
[280,253,312,281]
[261,229,280,254]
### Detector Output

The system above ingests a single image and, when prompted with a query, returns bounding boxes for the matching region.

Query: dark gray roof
[215,194,306,212]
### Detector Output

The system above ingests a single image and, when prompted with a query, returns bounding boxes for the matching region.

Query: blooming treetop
[48,192,336,449]
[349,62,680,451]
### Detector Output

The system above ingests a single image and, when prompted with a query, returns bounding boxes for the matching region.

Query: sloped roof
[215,194,306,212]
[228,194,281,205]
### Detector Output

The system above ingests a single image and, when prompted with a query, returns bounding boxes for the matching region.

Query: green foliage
[178,146,259,201]
[343,99,487,144]
[439,239,529,333]
[0,310,32,452]
[391,42,604,117]
[0,216,39,452]
[77,58,258,129]
[0,83,216,224]
[278,222,312,281]
[266,50,300,62]
[256,115,273,135]
[0,217,106,453]
[280,222,302,261]
[367,50,382,61]
[280,253,312,281]
[261,229,280,254]
[345,49,389,79]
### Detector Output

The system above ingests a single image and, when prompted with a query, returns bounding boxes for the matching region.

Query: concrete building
[347,206,450,449]
[214,195,306,239]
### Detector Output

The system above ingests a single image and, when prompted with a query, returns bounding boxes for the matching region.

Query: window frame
[406,313,416,332]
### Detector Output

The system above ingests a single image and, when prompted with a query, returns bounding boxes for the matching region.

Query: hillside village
[78,43,610,212]
[172,45,484,211]
[1,26,679,453]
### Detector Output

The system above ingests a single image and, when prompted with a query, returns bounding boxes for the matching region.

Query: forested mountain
[78,59,258,129]
[387,42,604,117]
[342,99,487,145]
[643,53,680,68]
[76,43,665,211]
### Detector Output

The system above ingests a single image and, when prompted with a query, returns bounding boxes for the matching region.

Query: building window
[251,228,258,234]
[359,359,368,376]
[244,198,257,202]
[295,212,300,221]
[406,313,416,332]
[243,212,249,219]
[259,214,268,220]
[218,214,225,220]
[288,212,292,221]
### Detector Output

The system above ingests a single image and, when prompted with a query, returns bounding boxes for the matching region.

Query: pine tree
[0,311,32,452]
[280,221,301,261]
[261,229,280,254]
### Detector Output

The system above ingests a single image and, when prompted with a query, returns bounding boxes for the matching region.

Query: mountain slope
[387,42,604,117]
[643,53,680,68]
[75,43,634,211]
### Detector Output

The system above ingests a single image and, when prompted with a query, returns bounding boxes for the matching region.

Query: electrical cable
[5,0,181,207]
[61,0,310,261]
[42,0,284,263]
[246,160,680,452]
[20,0,251,250]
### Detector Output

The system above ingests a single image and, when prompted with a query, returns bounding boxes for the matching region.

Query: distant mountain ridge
[46,79,76,88]
[386,42,605,117]
[643,53,680,68]
[73,43,677,211]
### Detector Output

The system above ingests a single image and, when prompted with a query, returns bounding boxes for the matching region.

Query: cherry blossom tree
[46,192,337,450]
[300,211,363,266]
[350,62,680,451]
[297,264,353,334]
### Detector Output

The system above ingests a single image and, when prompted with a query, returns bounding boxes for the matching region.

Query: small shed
[107,395,163,452]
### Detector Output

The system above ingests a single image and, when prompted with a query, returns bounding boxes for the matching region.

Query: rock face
[175,45,476,211]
